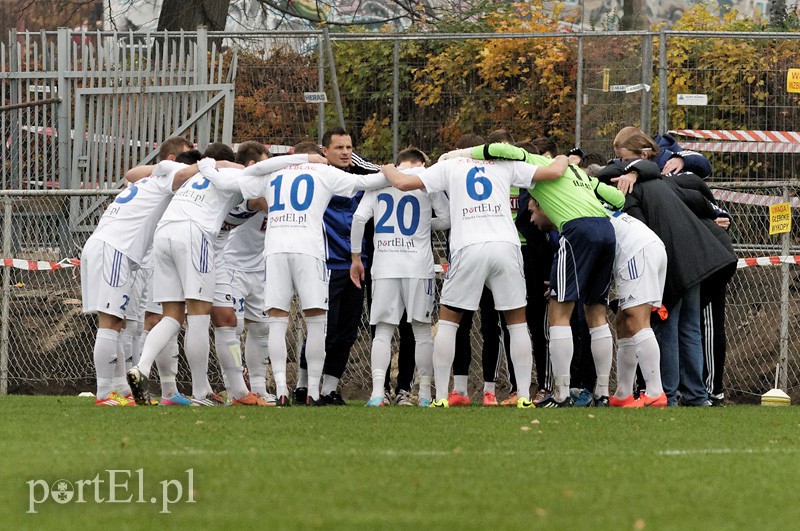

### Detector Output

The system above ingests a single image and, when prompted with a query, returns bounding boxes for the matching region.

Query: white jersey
[225,210,268,272]
[607,208,664,267]
[214,201,259,258]
[419,157,534,254]
[90,162,178,264]
[157,165,243,238]
[240,161,385,261]
[354,168,449,280]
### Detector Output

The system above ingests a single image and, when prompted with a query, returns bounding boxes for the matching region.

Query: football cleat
[609,395,640,408]
[535,395,574,408]
[293,387,308,406]
[232,392,268,406]
[95,392,135,406]
[259,393,278,406]
[159,392,192,406]
[428,398,449,408]
[516,396,535,409]
[365,396,389,407]
[191,392,226,406]
[125,367,150,406]
[275,395,291,407]
[500,392,518,407]
[709,393,725,407]
[483,392,499,406]
[642,392,668,408]
[448,391,470,407]
[306,395,326,407]
[322,391,347,406]
[592,396,610,407]
[418,397,432,408]
[394,390,414,406]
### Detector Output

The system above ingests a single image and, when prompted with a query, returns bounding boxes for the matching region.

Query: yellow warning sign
[769,202,791,234]
[788,69,800,93]
[602,68,610,93]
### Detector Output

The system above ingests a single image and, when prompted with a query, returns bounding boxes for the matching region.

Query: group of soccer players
[82,125,734,408]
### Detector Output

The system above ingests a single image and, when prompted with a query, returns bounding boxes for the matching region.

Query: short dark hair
[235,141,270,166]
[293,141,324,156]
[203,142,236,162]
[513,141,540,154]
[454,133,485,149]
[175,149,203,165]
[486,129,514,144]
[322,127,349,148]
[531,137,558,157]
[395,146,429,166]
[578,152,606,169]
[158,136,193,161]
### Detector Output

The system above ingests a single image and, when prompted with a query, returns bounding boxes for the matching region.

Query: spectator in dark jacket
[612,126,712,178]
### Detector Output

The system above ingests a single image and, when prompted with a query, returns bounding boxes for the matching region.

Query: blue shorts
[550,217,615,305]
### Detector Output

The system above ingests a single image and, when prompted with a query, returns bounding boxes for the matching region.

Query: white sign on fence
[677,93,708,106]
[303,92,328,103]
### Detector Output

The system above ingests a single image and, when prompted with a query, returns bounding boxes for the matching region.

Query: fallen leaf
[634,518,646,530]
[195,420,204,425]
[520,426,531,431]
[531,419,540,424]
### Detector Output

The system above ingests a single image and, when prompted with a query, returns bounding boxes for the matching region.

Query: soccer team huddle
[82,125,736,409]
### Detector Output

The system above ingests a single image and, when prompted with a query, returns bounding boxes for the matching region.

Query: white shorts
[213,252,235,308]
[265,253,329,311]
[441,242,526,311]
[230,268,269,322]
[370,277,435,325]
[152,222,215,303]
[127,266,147,322]
[615,241,667,310]
[141,266,163,315]
[80,238,137,318]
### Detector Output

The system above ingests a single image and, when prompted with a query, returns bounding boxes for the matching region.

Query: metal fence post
[323,26,345,130]
[318,34,325,144]
[57,28,71,189]
[196,27,210,149]
[640,33,653,135]
[392,39,399,162]
[0,197,11,394]
[575,35,583,148]
[658,30,667,134]
[779,184,790,390]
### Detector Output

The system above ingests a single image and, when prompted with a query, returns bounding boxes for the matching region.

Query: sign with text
[787,69,800,93]
[677,94,708,106]
[303,92,327,103]
[769,202,792,235]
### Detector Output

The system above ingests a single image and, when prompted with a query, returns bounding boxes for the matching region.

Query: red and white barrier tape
[738,256,800,269]
[711,189,800,208]
[671,129,800,143]
[682,141,800,154]
[1,258,80,270]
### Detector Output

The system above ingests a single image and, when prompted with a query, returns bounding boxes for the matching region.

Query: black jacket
[596,160,736,310]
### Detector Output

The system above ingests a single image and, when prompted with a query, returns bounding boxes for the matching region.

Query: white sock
[214,326,249,400]
[371,323,394,398]
[484,382,496,394]
[633,328,663,397]
[93,328,119,400]
[137,316,181,377]
[508,323,533,400]
[306,314,327,400]
[268,317,289,397]
[245,321,270,397]
[433,320,458,401]
[297,367,308,389]
[590,324,613,398]
[454,375,468,396]
[119,321,135,371]
[321,375,339,397]
[411,321,433,401]
[113,337,132,396]
[185,314,212,399]
[155,335,179,398]
[548,325,573,401]
[614,338,636,399]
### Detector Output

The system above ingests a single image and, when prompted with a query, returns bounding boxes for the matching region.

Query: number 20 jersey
[419,157,535,254]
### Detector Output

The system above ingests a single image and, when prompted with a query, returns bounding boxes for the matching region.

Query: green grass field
[3,396,800,530]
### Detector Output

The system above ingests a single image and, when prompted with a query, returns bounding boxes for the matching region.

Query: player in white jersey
[81,136,193,406]
[224,195,273,402]
[349,147,450,407]
[128,146,317,406]
[238,141,389,405]
[381,152,569,408]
